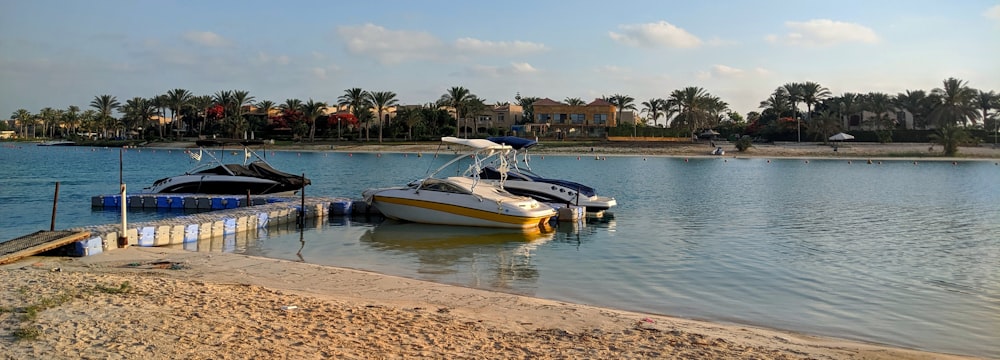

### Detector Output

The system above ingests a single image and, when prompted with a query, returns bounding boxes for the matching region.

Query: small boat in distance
[481,136,617,212]
[362,137,557,231]
[37,140,76,146]
[142,147,309,196]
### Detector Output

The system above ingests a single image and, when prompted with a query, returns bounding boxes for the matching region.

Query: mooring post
[246,188,251,208]
[50,182,60,231]
[298,173,306,227]
[118,183,128,248]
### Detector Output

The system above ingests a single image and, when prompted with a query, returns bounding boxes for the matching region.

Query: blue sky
[2,0,998,120]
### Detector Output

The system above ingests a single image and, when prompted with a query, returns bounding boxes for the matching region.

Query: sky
[1,0,998,120]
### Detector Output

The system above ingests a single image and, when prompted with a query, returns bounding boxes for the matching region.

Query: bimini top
[487,136,537,150]
[441,136,512,151]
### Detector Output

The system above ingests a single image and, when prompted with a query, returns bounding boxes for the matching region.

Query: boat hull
[142,174,298,195]
[366,188,556,230]
[488,180,617,211]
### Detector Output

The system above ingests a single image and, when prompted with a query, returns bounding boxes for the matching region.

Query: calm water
[2,143,998,358]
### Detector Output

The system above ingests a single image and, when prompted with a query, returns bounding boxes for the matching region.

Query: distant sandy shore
[144,139,1000,160]
[1,248,979,359]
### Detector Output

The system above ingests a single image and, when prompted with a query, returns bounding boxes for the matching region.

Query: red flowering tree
[206,104,225,120]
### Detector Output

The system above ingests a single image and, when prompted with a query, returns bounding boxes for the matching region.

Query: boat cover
[480,166,596,197]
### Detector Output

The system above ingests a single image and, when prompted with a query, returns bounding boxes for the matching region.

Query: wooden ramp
[0,230,91,265]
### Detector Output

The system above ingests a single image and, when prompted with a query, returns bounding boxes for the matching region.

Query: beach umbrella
[829,132,855,141]
[699,129,720,139]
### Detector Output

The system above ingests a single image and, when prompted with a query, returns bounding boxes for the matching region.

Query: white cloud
[257,52,291,65]
[182,31,230,47]
[311,67,328,80]
[509,62,538,74]
[609,21,702,48]
[985,5,1000,21]
[468,62,539,77]
[337,23,443,64]
[766,19,879,47]
[713,64,745,77]
[596,65,628,74]
[454,38,547,54]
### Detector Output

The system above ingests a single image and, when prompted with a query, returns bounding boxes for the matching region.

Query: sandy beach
[1,247,979,360]
[1,139,993,359]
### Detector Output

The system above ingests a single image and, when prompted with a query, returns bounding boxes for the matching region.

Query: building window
[570,114,585,124]
[537,113,552,123]
[498,115,505,123]
[557,114,569,124]
[849,114,861,126]
[593,114,608,125]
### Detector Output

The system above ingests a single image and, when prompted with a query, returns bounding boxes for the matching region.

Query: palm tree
[515,94,539,125]
[11,109,33,138]
[860,92,897,143]
[640,98,665,127]
[212,90,234,136]
[799,81,831,130]
[668,87,715,139]
[369,91,399,143]
[928,125,971,156]
[90,94,121,139]
[300,99,327,142]
[120,97,156,139]
[894,90,933,130]
[396,107,424,140]
[564,97,585,106]
[254,100,276,137]
[462,96,488,135]
[929,77,979,127]
[809,109,842,144]
[165,89,193,140]
[189,95,214,135]
[150,94,168,138]
[605,93,636,129]
[64,105,81,136]
[231,90,255,139]
[974,90,1000,146]
[439,86,472,137]
[781,82,804,141]
[974,90,998,128]
[38,107,60,138]
[338,88,371,139]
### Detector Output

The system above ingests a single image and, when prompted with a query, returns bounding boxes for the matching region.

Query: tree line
[6,77,998,152]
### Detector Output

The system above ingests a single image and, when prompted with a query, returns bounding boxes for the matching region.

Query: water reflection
[359,220,554,291]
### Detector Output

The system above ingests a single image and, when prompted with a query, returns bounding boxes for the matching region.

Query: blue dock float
[91,194,293,210]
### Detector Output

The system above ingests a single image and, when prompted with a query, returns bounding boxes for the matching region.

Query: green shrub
[735,136,753,152]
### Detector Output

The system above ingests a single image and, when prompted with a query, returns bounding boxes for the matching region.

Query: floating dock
[5,194,594,263]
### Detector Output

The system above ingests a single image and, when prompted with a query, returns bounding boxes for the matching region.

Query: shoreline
[141,139,1000,161]
[1,247,979,359]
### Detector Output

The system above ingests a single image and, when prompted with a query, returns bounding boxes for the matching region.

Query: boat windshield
[417,179,472,194]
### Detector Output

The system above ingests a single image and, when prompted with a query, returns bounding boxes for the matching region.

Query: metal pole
[118,183,128,248]
[119,148,123,186]
[50,182,60,231]
[299,173,306,227]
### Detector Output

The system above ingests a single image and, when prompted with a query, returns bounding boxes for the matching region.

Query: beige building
[530,98,620,138]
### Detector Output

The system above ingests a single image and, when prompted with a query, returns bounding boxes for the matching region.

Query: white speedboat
[480,136,617,212]
[37,140,76,146]
[142,147,309,196]
[362,137,557,231]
